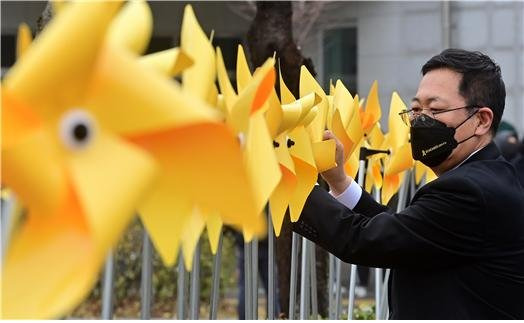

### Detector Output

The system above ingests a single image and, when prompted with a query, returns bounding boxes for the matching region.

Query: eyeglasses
[398,105,479,126]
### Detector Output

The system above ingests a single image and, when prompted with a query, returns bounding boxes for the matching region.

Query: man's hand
[320,130,352,196]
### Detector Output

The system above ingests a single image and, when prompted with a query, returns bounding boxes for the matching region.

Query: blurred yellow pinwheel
[16,22,32,59]
[133,5,270,270]
[414,160,438,185]
[1,1,248,317]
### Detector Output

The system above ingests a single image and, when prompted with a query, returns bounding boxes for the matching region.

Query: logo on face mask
[421,142,447,156]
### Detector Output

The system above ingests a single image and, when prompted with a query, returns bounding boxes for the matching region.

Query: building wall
[300,1,524,134]
[2,1,523,134]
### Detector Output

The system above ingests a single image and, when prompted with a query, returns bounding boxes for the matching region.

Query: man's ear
[474,107,493,136]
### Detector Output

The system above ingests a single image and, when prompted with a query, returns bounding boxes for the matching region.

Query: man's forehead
[414,69,463,104]
[411,96,443,103]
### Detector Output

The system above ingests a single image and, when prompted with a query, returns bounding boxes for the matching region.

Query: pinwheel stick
[347,158,367,319]
[299,236,310,319]
[309,241,318,319]
[328,253,335,319]
[359,146,390,159]
[251,238,259,319]
[209,231,224,320]
[288,232,300,319]
[379,171,411,319]
[177,254,186,319]
[140,230,153,319]
[101,251,115,319]
[335,255,343,319]
[189,241,201,319]
[0,194,16,262]
[244,241,252,319]
[268,213,276,320]
[373,188,383,319]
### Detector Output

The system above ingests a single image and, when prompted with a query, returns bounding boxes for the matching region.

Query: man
[494,129,520,161]
[292,49,524,319]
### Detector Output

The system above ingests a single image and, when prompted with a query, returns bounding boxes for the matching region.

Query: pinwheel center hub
[59,109,96,150]
[237,132,246,148]
[73,124,89,141]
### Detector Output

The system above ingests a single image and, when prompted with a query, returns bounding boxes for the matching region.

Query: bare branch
[292,1,326,46]
[227,1,256,22]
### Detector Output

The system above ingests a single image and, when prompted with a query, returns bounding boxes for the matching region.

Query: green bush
[70,218,239,318]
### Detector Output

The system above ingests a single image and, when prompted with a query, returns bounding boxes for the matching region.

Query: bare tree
[245,1,328,318]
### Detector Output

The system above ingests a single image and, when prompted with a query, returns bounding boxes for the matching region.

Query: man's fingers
[323,130,334,141]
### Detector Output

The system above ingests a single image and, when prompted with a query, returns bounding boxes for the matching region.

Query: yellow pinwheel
[381,92,414,204]
[364,123,386,193]
[215,44,281,242]
[323,79,365,181]
[263,67,323,235]
[414,160,438,185]
[330,80,364,163]
[1,1,247,317]
[276,66,336,222]
[132,5,269,270]
[16,22,32,59]
[108,0,194,77]
[357,81,385,193]
[360,80,382,135]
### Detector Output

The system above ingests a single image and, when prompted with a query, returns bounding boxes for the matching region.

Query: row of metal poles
[0,153,417,320]
[96,152,415,320]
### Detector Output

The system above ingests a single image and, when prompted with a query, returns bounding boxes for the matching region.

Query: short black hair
[421,48,506,135]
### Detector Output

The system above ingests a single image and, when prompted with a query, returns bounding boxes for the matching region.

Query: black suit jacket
[292,142,524,319]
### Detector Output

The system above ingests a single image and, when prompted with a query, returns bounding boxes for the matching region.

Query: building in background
[2,1,523,134]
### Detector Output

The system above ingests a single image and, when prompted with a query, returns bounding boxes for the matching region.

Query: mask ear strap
[457,133,476,145]
[455,108,480,145]
[454,108,478,130]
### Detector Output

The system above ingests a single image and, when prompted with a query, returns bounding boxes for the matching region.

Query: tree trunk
[246,2,328,318]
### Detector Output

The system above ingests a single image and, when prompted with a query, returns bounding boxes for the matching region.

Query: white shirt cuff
[329,180,362,209]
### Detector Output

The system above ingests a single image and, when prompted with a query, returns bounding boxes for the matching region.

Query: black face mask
[410,111,477,167]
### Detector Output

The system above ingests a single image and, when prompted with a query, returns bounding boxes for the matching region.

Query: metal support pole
[379,172,411,320]
[347,159,367,319]
[299,237,310,319]
[244,241,252,320]
[101,251,115,319]
[310,241,318,319]
[289,232,299,319]
[252,238,259,319]
[410,170,417,200]
[347,264,357,320]
[372,187,382,320]
[379,269,391,320]
[210,230,224,319]
[1,194,15,263]
[177,253,186,319]
[328,253,335,319]
[189,240,201,320]
[268,215,276,320]
[375,268,383,319]
[334,257,342,319]
[141,230,153,320]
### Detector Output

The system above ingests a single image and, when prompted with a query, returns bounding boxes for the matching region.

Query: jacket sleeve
[291,176,485,269]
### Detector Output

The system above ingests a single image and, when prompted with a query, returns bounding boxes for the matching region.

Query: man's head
[410,49,506,175]
[421,49,505,135]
